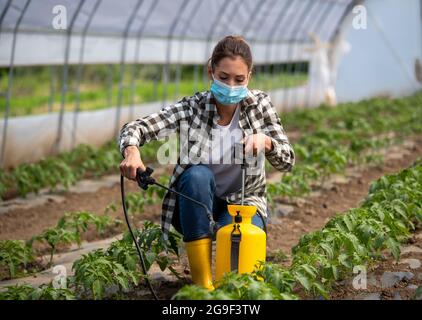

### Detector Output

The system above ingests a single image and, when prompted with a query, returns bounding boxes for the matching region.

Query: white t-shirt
[205,106,243,198]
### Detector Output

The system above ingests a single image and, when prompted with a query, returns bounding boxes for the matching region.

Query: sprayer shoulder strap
[230,224,241,272]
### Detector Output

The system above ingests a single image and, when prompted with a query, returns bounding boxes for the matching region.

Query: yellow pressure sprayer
[120,162,267,297]
[215,161,266,283]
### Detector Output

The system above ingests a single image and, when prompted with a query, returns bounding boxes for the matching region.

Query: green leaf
[92,279,103,300]
[414,286,422,300]
[319,243,334,260]
[294,272,311,291]
[386,238,401,261]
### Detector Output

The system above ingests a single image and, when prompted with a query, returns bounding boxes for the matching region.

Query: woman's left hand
[242,133,273,155]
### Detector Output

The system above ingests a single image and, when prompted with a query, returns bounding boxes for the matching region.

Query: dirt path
[0,167,171,242]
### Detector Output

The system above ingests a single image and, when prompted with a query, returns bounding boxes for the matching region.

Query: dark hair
[209,35,253,72]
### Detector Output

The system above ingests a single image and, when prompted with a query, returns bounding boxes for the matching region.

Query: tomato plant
[58,211,113,246]
[71,249,139,299]
[29,227,77,266]
[0,283,75,300]
[0,240,34,279]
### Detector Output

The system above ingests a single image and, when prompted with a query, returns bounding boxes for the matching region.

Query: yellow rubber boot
[185,238,214,290]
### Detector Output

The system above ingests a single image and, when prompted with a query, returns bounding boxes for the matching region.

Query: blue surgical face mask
[210,75,248,106]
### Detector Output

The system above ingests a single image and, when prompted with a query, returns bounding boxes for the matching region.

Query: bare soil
[329,230,422,300]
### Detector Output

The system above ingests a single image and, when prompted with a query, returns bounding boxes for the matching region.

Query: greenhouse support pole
[0,0,13,44]
[202,0,235,85]
[269,0,302,102]
[0,0,31,168]
[114,0,145,138]
[304,1,342,108]
[174,0,204,101]
[71,0,102,149]
[161,0,190,109]
[128,0,158,121]
[239,0,269,91]
[263,0,295,107]
[48,65,57,113]
[271,0,310,107]
[290,0,334,109]
[54,0,85,155]
[107,64,114,108]
[281,0,318,110]
[257,0,281,92]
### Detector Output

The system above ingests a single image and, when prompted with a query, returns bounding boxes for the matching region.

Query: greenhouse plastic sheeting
[0,99,165,169]
[0,0,353,65]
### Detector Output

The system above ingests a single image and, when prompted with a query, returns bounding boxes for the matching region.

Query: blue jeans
[171,165,267,242]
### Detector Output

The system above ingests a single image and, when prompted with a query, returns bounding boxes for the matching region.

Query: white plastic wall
[335,0,422,102]
[0,86,291,169]
[0,33,312,66]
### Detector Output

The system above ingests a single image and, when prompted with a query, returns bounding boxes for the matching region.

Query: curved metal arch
[114,0,146,137]
[202,0,240,83]
[245,0,277,45]
[71,0,102,149]
[263,0,298,97]
[240,0,272,90]
[330,0,361,43]
[54,0,85,155]
[305,0,343,107]
[267,0,309,105]
[287,0,336,109]
[0,0,31,168]
[281,0,320,109]
[174,0,205,100]
[0,0,13,44]
[161,0,191,108]
[128,0,159,121]
[241,0,268,41]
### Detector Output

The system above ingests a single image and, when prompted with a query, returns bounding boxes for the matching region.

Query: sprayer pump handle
[136,167,155,190]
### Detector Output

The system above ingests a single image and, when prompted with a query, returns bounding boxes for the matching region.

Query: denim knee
[177,165,215,193]
[174,165,216,242]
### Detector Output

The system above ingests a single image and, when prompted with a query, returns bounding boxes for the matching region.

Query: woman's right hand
[119,146,146,181]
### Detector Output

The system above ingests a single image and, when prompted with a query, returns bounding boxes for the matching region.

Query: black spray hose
[136,167,217,235]
[120,167,217,300]
[257,211,267,235]
[120,174,159,300]
[121,165,267,300]
[151,182,215,227]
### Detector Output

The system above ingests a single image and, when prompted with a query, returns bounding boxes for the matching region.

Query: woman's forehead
[214,56,249,75]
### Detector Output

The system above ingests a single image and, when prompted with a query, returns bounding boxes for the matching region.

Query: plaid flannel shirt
[118,89,295,240]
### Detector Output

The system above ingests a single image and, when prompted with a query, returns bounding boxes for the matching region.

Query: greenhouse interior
[0,0,422,305]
